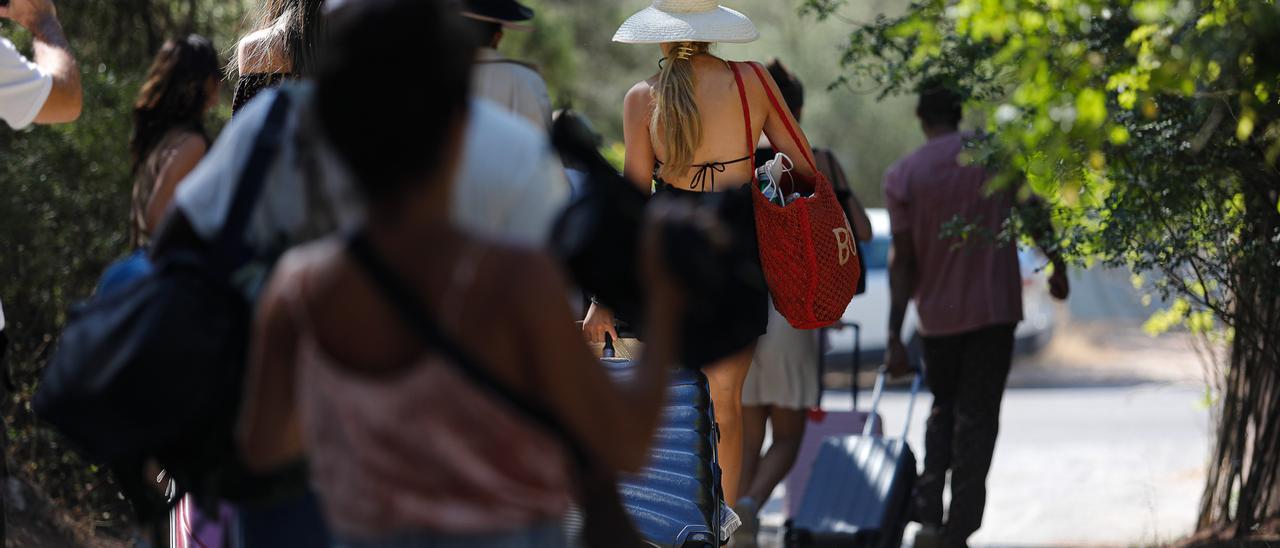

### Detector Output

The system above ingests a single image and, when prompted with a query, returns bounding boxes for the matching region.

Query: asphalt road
[757,381,1211,547]
[749,267,1213,547]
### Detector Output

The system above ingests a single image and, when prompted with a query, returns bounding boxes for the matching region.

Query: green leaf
[1144,298,1190,336]
[1131,0,1169,23]
[1109,125,1131,145]
[1076,88,1108,128]
[1126,23,1160,47]
[1118,89,1138,109]
[1188,310,1215,334]
[1237,111,1256,141]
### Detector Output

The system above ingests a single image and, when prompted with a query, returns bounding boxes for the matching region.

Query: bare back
[622,56,817,192]
[241,226,668,475]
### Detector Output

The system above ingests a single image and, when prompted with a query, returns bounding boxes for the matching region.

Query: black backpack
[548,112,648,326]
[34,93,294,523]
[550,112,772,368]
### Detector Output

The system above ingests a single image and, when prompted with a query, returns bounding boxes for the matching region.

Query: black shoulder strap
[210,91,294,274]
[344,231,592,467]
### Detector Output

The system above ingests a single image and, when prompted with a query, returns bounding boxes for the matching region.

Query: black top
[653,155,754,193]
[652,182,769,367]
[233,73,296,115]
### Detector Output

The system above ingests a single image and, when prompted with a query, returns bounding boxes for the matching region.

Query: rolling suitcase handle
[815,321,862,411]
[862,365,924,440]
[603,332,617,358]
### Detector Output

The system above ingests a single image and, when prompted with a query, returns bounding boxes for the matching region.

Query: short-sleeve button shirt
[883,131,1023,336]
[471,48,552,130]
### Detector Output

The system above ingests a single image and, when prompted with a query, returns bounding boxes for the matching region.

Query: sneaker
[731,497,759,548]
[913,524,944,548]
[720,500,742,543]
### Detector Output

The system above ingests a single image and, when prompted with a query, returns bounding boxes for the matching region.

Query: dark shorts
[236,491,331,548]
[655,181,769,367]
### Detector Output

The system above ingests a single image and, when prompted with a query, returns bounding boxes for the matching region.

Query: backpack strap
[210,91,294,275]
[729,62,755,181]
[745,62,818,174]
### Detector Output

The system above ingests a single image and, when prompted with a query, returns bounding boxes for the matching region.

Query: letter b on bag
[832,227,853,266]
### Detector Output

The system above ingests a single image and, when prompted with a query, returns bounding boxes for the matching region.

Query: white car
[823,209,1056,370]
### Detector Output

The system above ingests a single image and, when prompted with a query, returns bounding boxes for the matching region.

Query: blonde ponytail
[652,41,710,181]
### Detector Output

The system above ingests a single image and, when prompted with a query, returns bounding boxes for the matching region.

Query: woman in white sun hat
[582,0,821,533]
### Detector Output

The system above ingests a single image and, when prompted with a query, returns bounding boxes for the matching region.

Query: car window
[862,237,891,270]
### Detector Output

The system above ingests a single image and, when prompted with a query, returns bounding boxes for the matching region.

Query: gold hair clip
[675,43,696,61]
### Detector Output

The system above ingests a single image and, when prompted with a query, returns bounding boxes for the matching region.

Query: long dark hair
[130,35,220,174]
[239,0,327,76]
[767,59,804,120]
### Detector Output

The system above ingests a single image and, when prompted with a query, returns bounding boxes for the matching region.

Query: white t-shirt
[174,85,568,296]
[175,85,358,256]
[451,99,569,247]
[472,48,553,130]
[174,84,361,298]
[0,36,52,130]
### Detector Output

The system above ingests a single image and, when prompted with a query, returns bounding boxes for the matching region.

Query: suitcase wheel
[681,531,716,547]
[783,520,811,548]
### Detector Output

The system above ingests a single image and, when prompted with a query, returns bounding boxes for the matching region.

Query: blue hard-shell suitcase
[785,368,923,548]
[601,352,723,548]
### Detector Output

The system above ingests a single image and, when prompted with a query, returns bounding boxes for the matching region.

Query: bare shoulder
[273,237,346,293]
[624,80,655,119]
[170,131,209,158]
[154,132,209,180]
[237,27,291,75]
[625,80,655,104]
[737,61,774,94]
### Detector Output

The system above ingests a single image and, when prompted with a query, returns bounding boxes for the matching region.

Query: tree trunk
[1198,183,1280,537]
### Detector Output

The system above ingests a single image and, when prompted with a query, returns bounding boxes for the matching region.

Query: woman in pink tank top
[236,2,693,546]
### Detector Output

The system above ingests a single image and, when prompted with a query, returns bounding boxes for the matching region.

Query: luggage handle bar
[816,321,861,410]
[862,365,923,441]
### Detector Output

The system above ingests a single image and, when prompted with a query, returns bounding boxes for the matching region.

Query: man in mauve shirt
[884,85,1069,548]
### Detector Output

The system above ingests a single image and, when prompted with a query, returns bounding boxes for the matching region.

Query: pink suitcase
[784,322,883,516]
[171,495,235,548]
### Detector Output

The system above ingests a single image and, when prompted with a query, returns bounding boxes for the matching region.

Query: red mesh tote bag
[737,62,861,329]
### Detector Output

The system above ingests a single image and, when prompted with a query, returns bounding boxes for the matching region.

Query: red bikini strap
[747,62,818,173]
[730,62,755,177]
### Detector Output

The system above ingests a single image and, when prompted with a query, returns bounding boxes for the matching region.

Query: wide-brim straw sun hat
[613,0,759,45]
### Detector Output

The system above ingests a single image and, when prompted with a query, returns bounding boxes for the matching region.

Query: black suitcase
[785,368,923,548]
[601,344,723,548]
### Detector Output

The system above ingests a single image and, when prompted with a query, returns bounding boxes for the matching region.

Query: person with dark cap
[461,0,552,129]
[449,1,569,247]
[885,82,1069,548]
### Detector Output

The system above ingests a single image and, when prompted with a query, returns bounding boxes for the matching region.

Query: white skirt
[743,300,821,409]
